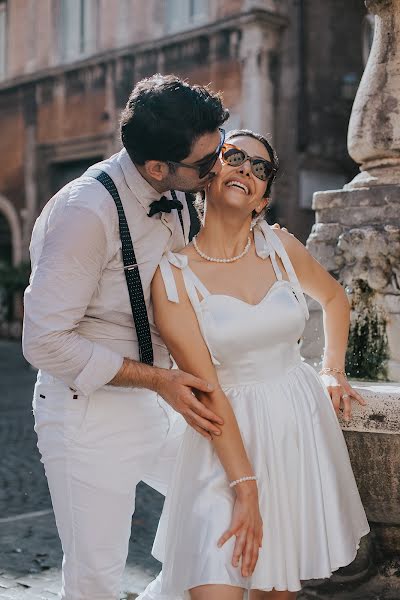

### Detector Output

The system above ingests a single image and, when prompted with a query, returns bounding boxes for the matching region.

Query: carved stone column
[304,0,400,383]
[302,1,400,583]
[347,0,400,189]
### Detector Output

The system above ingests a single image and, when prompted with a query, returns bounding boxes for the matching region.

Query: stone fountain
[301,0,400,596]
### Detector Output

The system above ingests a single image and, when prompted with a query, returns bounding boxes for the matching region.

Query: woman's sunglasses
[221,143,277,182]
[168,128,226,179]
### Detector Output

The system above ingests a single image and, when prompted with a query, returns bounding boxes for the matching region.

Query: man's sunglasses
[167,128,226,179]
[221,143,277,182]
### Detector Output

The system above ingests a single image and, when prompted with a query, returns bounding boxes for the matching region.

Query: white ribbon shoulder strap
[158,251,220,365]
[257,222,310,320]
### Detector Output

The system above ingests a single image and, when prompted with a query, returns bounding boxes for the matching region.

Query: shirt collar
[118,148,167,210]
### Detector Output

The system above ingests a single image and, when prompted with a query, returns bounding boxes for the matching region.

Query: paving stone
[0,576,19,589]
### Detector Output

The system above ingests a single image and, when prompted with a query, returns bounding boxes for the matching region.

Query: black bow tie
[148,195,183,217]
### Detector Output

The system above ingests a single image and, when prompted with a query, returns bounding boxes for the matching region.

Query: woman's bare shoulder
[273,227,304,252]
[271,227,314,274]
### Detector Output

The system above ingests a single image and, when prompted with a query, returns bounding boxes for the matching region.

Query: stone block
[387,359,400,383]
[338,382,400,556]
[0,576,19,589]
[307,222,344,243]
[306,241,337,271]
[386,315,400,363]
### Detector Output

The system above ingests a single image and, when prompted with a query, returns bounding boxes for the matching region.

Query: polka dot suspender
[86,169,154,365]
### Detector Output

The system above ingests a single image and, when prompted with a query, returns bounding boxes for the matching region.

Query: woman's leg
[190,584,244,600]
[250,590,297,600]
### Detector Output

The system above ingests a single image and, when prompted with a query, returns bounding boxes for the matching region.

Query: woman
[150,129,370,600]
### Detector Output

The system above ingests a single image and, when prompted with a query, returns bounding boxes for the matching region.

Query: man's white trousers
[33,374,183,600]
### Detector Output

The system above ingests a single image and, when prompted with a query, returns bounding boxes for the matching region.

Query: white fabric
[23,148,190,395]
[151,224,370,595]
[33,372,185,600]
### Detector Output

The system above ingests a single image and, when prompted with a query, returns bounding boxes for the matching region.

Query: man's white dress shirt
[23,148,190,396]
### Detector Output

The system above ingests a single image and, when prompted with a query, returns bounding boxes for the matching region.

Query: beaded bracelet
[229,476,257,488]
[319,367,346,377]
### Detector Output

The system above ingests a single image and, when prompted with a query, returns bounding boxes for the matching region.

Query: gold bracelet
[319,367,346,377]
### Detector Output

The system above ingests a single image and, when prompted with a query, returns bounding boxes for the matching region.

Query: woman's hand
[217,483,263,577]
[320,372,367,421]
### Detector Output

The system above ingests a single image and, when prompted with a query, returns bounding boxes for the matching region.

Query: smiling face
[206,135,271,219]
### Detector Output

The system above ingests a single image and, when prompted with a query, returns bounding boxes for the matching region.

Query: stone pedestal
[302,0,400,586]
[341,382,400,558]
[304,0,400,382]
[298,381,400,599]
[305,186,400,382]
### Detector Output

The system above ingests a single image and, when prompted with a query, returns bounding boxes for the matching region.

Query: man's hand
[154,368,224,439]
[110,359,223,438]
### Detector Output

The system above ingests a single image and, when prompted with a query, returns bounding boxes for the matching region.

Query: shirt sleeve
[22,203,124,395]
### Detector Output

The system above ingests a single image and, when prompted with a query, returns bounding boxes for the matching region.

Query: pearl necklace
[192,235,252,263]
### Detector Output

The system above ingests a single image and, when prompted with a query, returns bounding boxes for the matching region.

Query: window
[0,1,7,81]
[166,0,208,33]
[60,0,98,62]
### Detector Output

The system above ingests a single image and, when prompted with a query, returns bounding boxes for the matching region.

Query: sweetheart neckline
[199,279,293,308]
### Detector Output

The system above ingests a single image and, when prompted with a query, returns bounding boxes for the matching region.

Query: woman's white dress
[152,222,370,596]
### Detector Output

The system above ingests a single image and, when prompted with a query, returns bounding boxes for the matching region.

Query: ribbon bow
[148,195,183,217]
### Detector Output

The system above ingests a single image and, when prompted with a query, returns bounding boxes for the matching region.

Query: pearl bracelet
[319,367,346,377]
[229,476,257,488]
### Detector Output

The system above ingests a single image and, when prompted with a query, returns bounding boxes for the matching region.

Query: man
[23,74,229,600]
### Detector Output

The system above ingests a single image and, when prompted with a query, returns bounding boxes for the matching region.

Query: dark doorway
[50,157,103,196]
[0,212,12,265]
[0,212,13,322]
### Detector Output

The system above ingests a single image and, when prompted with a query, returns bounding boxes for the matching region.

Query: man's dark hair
[226,129,279,197]
[120,74,229,165]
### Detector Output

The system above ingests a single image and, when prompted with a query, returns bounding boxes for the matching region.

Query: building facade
[0,0,368,278]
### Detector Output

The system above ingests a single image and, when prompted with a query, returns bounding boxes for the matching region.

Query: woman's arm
[152,266,263,577]
[276,230,367,419]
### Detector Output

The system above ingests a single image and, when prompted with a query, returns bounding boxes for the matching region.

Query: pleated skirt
[152,362,370,596]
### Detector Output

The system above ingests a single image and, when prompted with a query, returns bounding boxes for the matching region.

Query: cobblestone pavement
[1,340,399,599]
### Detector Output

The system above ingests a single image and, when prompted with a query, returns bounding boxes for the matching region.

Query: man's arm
[23,196,221,433]
[109,357,223,439]
[23,203,124,395]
